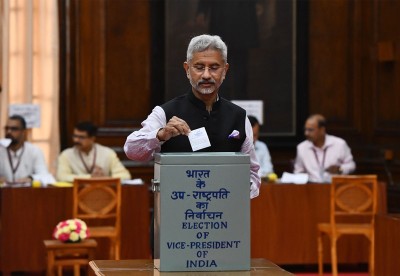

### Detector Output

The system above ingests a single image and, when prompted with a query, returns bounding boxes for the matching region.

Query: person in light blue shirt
[247,115,274,178]
[248,116,274,178]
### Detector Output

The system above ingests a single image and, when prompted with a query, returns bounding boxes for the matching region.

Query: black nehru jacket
[160,92,247,152]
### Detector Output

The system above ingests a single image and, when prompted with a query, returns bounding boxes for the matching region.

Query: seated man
[57,121,131,182]
[248,115,274,178]
[293,114,356,183]
[0,115,49,183]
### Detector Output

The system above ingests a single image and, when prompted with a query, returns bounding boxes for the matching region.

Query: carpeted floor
[282,264,369,276]
[295,274,368,276]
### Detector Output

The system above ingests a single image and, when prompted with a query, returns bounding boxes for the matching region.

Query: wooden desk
[89,259,293,275]
[251,182,387,265]
[0,185,150,273]
[0,181,388,273]
[375,214,400,275]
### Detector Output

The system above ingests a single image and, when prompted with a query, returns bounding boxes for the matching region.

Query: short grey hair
[186,34,228,63]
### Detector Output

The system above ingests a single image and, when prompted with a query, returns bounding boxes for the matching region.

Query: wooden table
[0,185,151,274]
[0,181,388,273]
[375,214,400,275]
[89,259,293,275]
[251,182,387,265]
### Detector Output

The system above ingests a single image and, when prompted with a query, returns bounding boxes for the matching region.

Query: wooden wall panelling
[60,0,151,148]
[374,0,400,140]
[373,0,400,188]
[104,0,151,125]
[75,0,106,124]
[308,0,363,143]
[308,0,369,178]
[59,0,153,182]
[308,0,400,196]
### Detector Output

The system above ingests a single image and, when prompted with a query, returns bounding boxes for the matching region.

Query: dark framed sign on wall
[165,0,297,136]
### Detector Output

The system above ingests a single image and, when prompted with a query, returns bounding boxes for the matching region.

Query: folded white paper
[32,173,57,187]
[188,127,211,151]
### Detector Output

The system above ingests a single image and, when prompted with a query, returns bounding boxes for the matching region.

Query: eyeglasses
[191,64,223,74]
[4,126,23,132]
[72,134,89,140]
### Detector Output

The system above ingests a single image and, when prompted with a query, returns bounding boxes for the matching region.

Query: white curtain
[0,0,59,174]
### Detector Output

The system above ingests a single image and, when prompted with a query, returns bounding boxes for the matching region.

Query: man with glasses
[0,115,49,183]
[293,114,356,183]
[56,121,131,182]
[124,34,260,199]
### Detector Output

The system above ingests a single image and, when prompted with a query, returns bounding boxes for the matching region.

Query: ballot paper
[188,127,211,151]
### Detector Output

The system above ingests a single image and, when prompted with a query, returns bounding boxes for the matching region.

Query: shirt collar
[74,144,96,156]
[307,134,333,150]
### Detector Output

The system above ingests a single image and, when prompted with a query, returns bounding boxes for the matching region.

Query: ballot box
[152,153,250,272]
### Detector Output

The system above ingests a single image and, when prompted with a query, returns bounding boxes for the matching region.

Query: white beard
[189,77,224,95]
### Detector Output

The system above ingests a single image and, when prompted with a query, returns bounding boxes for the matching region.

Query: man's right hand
[157,116,191,142]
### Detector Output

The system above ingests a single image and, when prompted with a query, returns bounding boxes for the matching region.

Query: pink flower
[53,218,90,243]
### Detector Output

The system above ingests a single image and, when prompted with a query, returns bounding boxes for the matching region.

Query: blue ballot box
[152,153,250,272]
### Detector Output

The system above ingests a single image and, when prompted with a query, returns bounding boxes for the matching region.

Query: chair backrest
[330,175,378,225]
[73,177,121,228]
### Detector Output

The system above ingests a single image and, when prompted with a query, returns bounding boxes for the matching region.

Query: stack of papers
[280,172,309,184]
[32,173,56,186]
[122,178,144,185]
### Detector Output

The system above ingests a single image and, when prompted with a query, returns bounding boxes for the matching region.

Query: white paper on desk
[188,127,211,151]
[122,178,144,185]
[280,172,309,184]
[0,138,11,147]
[32,173,56,187]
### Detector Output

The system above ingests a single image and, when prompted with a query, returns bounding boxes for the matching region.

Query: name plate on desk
[153,153,250,272]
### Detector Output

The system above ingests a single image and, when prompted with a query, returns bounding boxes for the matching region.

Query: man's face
[252,123,260,144]
[304,118,324,143]
[5,119,25,145]
[72,129,95,152]
[184,49,229,95]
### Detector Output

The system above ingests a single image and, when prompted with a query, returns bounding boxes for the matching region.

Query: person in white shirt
[293,114,356,183]
[248,115,273,178]
[0,115,49,183]
[124,34,260,198]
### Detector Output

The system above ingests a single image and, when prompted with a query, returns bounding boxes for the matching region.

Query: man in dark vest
[124,34,260,198]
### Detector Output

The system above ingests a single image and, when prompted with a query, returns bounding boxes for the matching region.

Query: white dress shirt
[293,134,356,183]
[0,142,49,182]
[124,105,261,198]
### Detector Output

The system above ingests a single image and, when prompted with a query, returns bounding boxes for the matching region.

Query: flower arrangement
[53,218,90,243]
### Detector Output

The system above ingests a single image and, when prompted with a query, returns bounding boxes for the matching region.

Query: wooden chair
[73,177,122,260]
[44,239,97,276]
[317,175,378,276]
